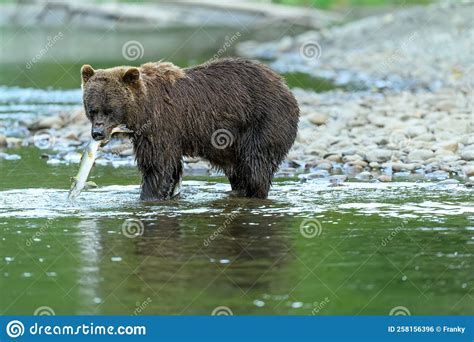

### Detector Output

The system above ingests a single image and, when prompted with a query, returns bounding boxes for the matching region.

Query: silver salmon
[67,125,133,200]
[67,139,101,200]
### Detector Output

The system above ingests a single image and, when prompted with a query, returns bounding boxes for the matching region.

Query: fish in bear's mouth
[100,124,134,145]
[67,124,134,200]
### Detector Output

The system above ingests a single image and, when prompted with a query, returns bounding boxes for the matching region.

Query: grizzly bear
[80,58,299,200]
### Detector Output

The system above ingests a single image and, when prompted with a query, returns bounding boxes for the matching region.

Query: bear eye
[88,109,98,116]
[103,109,112,116]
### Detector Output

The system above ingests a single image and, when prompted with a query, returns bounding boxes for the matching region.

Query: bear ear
[81,65,95,84]
[122,67,140,84]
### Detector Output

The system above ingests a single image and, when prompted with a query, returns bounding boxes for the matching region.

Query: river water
[0,42,473,315]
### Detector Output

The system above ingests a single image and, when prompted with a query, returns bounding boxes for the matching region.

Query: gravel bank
[237,1,473,91]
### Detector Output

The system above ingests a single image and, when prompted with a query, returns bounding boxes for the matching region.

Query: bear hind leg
[224,169,245,193]
[235,158,275,199]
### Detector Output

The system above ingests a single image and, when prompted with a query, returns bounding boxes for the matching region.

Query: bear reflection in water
[119,199,294,308]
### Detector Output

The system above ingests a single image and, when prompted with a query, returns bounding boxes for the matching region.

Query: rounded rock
[407,149,434,162]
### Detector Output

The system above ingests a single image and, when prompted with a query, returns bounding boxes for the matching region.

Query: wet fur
[82,58,299,201]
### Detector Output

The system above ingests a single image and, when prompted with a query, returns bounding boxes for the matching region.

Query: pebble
[460,148,474,161]
[369,162,381,168]
[300,170,330,179]
[425,171,449,180]
[348,160,368,168]
[355,171,373,181]
[120,148,134,157]
[308,113,328,126]
[35,116,64,129]
[6,137,22,147]
[393,171,411,178]
[407,149,434,162]
[437,142,459,153]
[463,165,474,177]
[316,161,332,171]
[406,126,427,137]
[324,153,342,163]
[366,149,392,163]
[46,158,61,165]
[0,152,21,160]
[378,175,392,182]
[63,152,82,163]
[391,162,417,171]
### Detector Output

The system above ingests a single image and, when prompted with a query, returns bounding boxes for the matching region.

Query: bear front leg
[140,160,182,201]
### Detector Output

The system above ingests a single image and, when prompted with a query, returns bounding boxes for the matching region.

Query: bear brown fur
[80,58,299,200]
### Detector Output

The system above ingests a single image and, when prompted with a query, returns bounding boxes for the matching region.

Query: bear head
[80,64,142,141]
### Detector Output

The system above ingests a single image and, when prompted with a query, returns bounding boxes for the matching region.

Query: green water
[1,149,473,315]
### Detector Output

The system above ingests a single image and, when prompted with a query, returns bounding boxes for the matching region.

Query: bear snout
[91,127,106,141]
